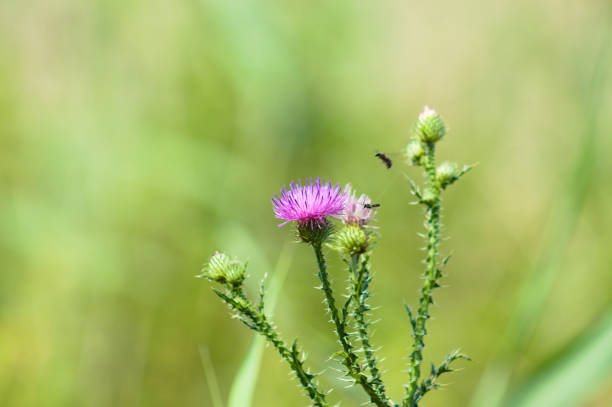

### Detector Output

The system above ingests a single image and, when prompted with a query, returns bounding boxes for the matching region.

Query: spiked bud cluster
[415,106,445,144]
[204,252,246,286]
[333,225,369,255]
[436,161,459,188]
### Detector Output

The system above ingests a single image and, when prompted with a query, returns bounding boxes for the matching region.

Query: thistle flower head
[342,184,376,227]
[272,178,347,229]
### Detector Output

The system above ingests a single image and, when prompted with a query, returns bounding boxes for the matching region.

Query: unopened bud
[436,161,459,187]
[205,251,246,285]
[405,140,425,165]
[421,189,437,205]
[334,225,368,255]
[415,106,445,143]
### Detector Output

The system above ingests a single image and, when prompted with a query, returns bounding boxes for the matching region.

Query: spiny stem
[405,143,443,406]
[312,243,392,407]
[349,253,388,399]
[216,286,329,407]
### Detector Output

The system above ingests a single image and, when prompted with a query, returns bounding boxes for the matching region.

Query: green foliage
[470,20,612,407]
[2,1,612,406]
[504,309,612,407]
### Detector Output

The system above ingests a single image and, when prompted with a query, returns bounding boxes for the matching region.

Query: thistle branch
[312,243,392,407]
[349,253,388,399]
[414,350,470,403]
[402,105,472,406]
[404,142,443,406]
[213,285,329,407]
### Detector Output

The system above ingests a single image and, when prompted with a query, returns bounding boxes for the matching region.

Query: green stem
[405,143,443,406]
[312,243,392,407]
[350,253,388,399]
[219,287,329,407]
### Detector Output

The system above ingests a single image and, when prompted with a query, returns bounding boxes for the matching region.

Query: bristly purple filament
[272,178,347,229]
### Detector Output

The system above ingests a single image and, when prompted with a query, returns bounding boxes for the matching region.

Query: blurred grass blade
[226,337,265,407]
[470,17,612,407]
[227,243,294,407]
[504,308,612,407]
[200,346,225,407]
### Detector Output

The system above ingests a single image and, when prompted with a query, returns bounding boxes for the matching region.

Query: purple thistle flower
[272,178,347,229]
[342,184,376,227]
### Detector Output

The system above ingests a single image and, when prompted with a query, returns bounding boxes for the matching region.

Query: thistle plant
[201,107,473,406]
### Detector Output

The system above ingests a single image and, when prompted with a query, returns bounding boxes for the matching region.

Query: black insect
[375,152,392,169]
[363,203,381,209]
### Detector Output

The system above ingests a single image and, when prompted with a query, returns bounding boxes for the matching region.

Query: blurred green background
[1,0,612,406]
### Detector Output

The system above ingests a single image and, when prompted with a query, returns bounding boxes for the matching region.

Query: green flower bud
[415,106,445,143]
[333,225,368,255]
[436,161,459,187]
[205,251,246,285]
[405,139,425,165]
